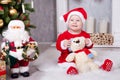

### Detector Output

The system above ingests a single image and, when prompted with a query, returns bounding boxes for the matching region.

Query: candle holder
[99,19,109,33]
[86,17,95,33]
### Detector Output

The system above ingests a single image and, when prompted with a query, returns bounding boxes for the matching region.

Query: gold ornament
[9,8,17,16]
[0,0,12,4]
[0,19,4,28]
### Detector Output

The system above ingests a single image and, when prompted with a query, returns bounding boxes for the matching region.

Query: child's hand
[63,40,71,48]
[85,38,90,45]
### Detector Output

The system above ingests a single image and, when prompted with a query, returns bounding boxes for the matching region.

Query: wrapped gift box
[0,60,6,80]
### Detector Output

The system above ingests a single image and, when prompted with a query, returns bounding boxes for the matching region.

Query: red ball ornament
[0,5,3,11]
[24,20,30,27]
[0,19,4,28]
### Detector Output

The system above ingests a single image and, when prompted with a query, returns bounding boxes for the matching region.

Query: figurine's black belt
[10,46,25,49]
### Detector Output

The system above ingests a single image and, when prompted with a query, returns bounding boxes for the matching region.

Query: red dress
[56,30,93,63]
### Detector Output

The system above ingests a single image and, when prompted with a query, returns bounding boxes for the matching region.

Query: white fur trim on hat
[66,11,85,24]
[8,20,25,31]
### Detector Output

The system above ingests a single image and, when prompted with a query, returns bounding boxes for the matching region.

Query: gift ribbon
[0,70,6,76]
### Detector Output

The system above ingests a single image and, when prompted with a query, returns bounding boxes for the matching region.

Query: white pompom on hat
[60,7,87,24]
[8,20,25,30]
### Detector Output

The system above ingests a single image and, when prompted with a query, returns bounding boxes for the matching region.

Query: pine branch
[25,3,35,12]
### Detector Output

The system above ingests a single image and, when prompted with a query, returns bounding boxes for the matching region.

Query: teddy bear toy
[66,37,99,73]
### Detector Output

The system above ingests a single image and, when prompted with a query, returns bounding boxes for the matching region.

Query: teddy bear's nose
[76,40,80,43]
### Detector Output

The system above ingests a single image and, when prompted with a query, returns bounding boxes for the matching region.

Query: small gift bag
[0,60,6,80]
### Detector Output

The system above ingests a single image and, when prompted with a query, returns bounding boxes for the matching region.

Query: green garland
[22,44,39,61]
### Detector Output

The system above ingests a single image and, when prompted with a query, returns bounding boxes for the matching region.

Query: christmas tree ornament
[0,5,4,14]
[19,13,28,20]
[0,0,12,4]
[24,20,30,27]
[17,0,21,3]
[4,17,10,24]
[0,5,3,10]
[9,7,17,16]
[0,19,4,27]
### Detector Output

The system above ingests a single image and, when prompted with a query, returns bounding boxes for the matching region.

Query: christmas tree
[0,0,35,34]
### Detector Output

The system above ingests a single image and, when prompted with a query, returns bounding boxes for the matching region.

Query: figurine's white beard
[3,29,30,42]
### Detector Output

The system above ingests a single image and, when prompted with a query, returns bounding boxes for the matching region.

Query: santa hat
[60,7,87,24]
[29,37,38,46]
[8,20,25,31]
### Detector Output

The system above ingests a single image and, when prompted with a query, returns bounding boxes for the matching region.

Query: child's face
[68,15,83,32]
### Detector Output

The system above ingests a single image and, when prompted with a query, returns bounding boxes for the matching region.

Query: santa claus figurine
[1,20,38,78]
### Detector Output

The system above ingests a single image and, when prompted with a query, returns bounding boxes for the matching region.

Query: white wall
[112,0,120,46]
[56,0,68,36]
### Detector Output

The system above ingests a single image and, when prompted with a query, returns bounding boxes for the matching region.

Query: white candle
[22,3,25,13]
[99,20,108,33]
[86,17,95,33]
[31,0,34,8]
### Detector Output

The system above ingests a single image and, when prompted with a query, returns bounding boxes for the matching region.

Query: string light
[22,3,25,13]
[31,0,34,8]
